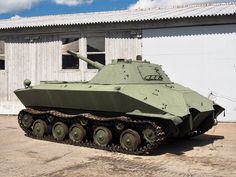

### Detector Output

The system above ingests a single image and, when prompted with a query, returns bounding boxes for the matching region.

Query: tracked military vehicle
[14,50,224,155]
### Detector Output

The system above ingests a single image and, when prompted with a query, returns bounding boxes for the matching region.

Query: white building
[0,3,235,121]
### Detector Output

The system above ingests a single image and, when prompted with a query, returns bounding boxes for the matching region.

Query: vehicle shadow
[152,134,224,156]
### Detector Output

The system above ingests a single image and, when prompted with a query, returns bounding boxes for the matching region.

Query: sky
[0,0,235,19]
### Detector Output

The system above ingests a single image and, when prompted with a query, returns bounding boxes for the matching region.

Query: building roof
[0,2,236,29]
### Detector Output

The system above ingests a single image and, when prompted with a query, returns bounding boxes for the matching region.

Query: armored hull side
[15,82,223,136]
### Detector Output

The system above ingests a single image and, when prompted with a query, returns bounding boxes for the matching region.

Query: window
[0,40,5,70]
[87,36,105,69]
[61,37,79,69]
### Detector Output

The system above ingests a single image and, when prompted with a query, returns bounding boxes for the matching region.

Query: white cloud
[53,0,93,6]
[0,0,41,14]
[10,15,22,20]
[128,0,235,9]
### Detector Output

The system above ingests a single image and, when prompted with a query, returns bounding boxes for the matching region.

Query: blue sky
[0,0,136,19]
[0,0,234,19]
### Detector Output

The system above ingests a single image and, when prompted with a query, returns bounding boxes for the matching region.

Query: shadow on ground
[152,134,224,156]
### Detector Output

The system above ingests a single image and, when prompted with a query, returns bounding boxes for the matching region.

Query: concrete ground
[0,116,235,177]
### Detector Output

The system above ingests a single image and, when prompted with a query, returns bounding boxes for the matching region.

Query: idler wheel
[22,114,34,128]
[52,122,68,141]
[120,129,141,152]
[143,127,156,143]
[32,120,48,138]
[93,126,112,147]
[69,124,86,142]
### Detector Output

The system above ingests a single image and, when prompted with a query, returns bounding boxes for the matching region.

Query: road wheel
[33,120,48,138]
[143,127,156,143]
[69,124,86,142]
[93,126,112,147]
[120,129,141,151]
[52,122,68,140]
[22,114,34,128]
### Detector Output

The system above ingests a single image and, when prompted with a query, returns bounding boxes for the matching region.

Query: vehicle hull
[15,82,224,137]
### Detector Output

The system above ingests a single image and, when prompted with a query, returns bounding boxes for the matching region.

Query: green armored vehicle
[15,50,224,154]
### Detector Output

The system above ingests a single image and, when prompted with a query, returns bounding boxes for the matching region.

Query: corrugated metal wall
[0,35,82,114]
[143,24,236,122]
[0,71,8,113]
[0,30,142,114]
[106,31,142,62]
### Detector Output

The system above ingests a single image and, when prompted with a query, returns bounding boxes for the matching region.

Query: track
[18,108,165,155]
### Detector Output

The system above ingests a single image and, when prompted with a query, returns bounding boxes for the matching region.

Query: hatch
[138,65,164,81]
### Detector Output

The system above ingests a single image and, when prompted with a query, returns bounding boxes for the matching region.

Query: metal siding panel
[106,31,142,60]
[0,71,7,101]
[1,3,236,29]
[143,24,236,122]
[0,35,84,114]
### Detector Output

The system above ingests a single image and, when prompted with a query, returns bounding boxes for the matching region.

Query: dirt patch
[0,116,235,177]
[38,155,191,177]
